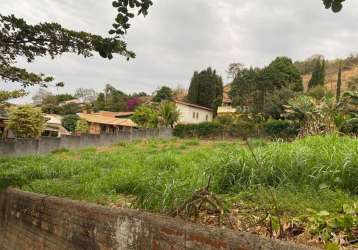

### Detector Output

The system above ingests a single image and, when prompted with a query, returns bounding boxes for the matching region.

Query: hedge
[263,119,298,139]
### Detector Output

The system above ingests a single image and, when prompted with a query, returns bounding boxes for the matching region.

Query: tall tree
[226,63,244,80]
[230,57,303,117]
[74,88,97,103]
[106,84,126,112]
[266,57,303,91]
[308,58,326,90]
[187,68,223,112]
[336,61,342,102]
[94,93,106,111]
[153,86,174,102]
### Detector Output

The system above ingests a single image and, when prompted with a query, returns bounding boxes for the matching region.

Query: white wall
[176,103,213,124]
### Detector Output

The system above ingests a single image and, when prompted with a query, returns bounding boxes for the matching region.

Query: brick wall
[0,189,314,250]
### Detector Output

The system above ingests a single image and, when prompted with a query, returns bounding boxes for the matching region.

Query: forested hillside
[295,54,358,92]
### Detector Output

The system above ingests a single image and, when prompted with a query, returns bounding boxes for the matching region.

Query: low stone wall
[0,189,313,250]
[0,128,172,156]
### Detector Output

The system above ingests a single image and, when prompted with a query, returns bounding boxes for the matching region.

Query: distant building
[78,113,137,134]
[43,114,70,137]
[59,99,83,106]
[222,84,232,107]
[0,109,14,139]
[96,111,134,119]
[175,100,213,124]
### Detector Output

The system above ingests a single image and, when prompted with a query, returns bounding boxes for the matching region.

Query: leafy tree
[187,67,223,111]
[153,86,174,102]
[6,105,46,138]
[336,61,342,102]
[265,57,303,92]
[94,93,106,111]
[74,88,97,103]
[60,103,81,115]
[132,105,158,128]
[62,114,79,133]
[103,84,127,112]
[263,87,296,119]
[126,97,142,111]
[231,57,303,116]
[158,101,180,128]
[227,63,244,80]
[0,90,26,104]
[323,0,346,12]
[230,67,259,108]
[75,119,89,134]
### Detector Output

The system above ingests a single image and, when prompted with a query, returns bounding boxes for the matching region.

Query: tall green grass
[0,135,357,213]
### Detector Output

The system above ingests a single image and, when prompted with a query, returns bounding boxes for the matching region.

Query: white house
[175,100,213,124]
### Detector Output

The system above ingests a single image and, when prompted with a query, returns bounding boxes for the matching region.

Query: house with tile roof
[78,113,137,135]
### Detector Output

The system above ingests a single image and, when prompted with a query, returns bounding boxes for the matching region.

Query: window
[206,115,208,121]
[196,113,199,119]
[193,112,196,118]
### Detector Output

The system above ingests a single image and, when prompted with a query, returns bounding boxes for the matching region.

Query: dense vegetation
[0,135,357,247]
[187,67,223,113]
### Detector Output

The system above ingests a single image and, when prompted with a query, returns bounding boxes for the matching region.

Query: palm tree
[158,101,180,128]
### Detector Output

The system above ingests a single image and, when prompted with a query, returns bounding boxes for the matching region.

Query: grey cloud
[1,0,358,103]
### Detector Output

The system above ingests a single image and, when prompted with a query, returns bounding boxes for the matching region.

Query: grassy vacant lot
[0,135,357,248]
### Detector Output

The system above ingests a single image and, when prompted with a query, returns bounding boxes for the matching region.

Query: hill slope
[297,54,358,92]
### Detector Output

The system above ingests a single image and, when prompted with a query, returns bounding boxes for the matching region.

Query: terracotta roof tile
[78,113,137,127]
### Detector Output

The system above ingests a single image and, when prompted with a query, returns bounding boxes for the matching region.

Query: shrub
[173,122,221,138]
[6,105,46,138]
[62,114,79,133]
[75,119,89,134]
[173,124,196,138]
[195,122,221,138]
[228,120,257,138]
[174,121,259,139]
[341,118,358,135]
[263,119,298,139]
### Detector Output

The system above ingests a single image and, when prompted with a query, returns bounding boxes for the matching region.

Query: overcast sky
[2,0,358,103]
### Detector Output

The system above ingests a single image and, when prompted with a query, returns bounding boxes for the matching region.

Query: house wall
[89,123,101,134]
[176,103,213,124]
[0,188,311,250]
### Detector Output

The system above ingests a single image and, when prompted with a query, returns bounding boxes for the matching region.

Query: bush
[195,122,221,138]
[7,105,46,138]
[228,120,257,138]
[75,119,89,134]
[174,121,259,139]
[263,119,298,139]
[173,124,195,138]
[173,122,221,138]
[62,114,79,133]
[341,118,358,135]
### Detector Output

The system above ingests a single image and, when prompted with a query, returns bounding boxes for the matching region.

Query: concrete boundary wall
[0,128,172,156]
[0,189,314,250]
